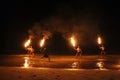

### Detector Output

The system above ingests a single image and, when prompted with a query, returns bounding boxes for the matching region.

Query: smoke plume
[28,4,101,47]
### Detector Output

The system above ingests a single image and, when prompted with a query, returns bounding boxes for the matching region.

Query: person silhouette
[99,44,105,55]
[27,46,34,57]
[75,46,82,56]
[41,48,50,62]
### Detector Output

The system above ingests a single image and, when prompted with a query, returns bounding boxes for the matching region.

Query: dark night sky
[1,0,120,54]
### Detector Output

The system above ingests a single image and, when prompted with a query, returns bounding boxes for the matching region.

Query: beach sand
[0,67,120,80]
[0,54,120,80]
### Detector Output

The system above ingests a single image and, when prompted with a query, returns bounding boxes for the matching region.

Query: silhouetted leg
[48,57,50,62]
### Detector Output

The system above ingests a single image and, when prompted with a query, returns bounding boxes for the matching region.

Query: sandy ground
[0,54,120,80]
[0,67,120,80]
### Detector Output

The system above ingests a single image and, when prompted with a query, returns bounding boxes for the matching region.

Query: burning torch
[24,38,33,55]
[97,36,102,46]
[97,36,102,50]
[24,39,31,48]
[39,38,46,52]
[40,38,45,47]
[97,35,106,56]
[70,36,76,49]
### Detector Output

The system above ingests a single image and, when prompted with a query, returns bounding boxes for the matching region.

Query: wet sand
[0,54,120,80]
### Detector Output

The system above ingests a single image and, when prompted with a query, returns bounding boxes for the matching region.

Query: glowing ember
[97,36,102,45]
[70,37,76,47]
[24,39,31,48]
[24,58,29,68]
[40,38,45,47]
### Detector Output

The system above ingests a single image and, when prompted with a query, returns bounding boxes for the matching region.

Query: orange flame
[70,37,76,47]
[40,38,45,47]
[24,39,31,48]
[97,36,102,45]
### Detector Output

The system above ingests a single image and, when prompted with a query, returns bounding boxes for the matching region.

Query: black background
[1,0,120,55]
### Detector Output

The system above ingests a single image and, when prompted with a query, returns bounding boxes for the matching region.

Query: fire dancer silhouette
[99,44,105,55]
[75,46,82,56]
[27,46,34,57]
[41,47,50,62]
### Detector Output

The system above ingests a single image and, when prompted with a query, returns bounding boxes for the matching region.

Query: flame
[97,36,102,45]
[24,58,29,68]
[40,38,45,47]
[70,37,76,47]
[24,39,31,48]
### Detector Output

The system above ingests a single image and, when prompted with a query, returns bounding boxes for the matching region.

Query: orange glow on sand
[96,61,104,70]
[24,58,29,68]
